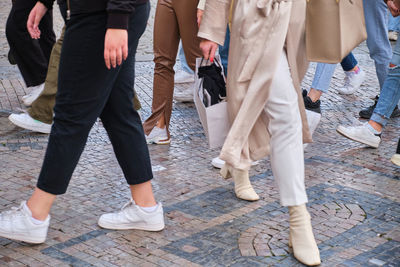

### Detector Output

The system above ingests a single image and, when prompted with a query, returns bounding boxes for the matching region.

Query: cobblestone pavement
[1,1,400,266]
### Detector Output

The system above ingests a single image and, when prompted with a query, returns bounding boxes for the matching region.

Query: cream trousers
[265,50,308,207]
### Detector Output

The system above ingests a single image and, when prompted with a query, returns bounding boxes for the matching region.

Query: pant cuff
[370,112,388,127]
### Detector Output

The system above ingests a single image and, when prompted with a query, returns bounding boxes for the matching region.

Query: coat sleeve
[39,0,55,10]
[107,0,137,29]
[198,0,231,46]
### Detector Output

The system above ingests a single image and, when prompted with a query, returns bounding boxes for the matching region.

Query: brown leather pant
[143,0,202,137]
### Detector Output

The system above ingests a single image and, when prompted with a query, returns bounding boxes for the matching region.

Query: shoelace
[0,205,23,219]
[120,200,134,212]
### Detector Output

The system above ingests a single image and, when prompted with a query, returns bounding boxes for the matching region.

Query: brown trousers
[143,0,202,136]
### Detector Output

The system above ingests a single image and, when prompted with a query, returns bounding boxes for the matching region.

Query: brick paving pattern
[0,1,399,266]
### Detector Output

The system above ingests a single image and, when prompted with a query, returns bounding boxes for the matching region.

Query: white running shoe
[146,126,170,144]
[337,68,365,95]
[22,83,45,106]
[98,200,164,231]
[9,113,51,134]
[336,123,381,148]
[211,157,259,169]
[0,201,50,244]
[174,87,194,103]
[174,70,194,84]
[389,31,398,41]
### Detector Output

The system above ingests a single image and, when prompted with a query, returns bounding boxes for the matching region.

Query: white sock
[23,202,45,225]
[139,204,158,213]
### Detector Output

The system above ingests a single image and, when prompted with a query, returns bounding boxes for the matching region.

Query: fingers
[122,44,128,61]
[104,49,111,69]
[27,10,40,39]
[210,44,217,62]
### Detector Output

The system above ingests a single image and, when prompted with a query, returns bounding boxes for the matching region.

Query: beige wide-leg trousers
[265,50,307,207]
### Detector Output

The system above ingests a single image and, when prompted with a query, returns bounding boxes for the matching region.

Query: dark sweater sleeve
[38,0,55,10]
[107,0,136,29]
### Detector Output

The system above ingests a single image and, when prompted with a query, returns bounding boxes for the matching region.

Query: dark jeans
[6,0,55,87]
[37,3,152,195]
[340,52,358,72]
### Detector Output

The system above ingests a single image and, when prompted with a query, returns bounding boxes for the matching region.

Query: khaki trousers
[28,28,142,124]
[143,0,202,136]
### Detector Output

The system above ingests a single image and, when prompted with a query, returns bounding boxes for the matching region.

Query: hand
[104,29,128,69]
[200,40,218,62]
[27,2,48,39]
[197,9,204,27]
[388,0,400,17]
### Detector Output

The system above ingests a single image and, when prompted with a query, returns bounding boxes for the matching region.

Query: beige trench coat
[198,0,312,170]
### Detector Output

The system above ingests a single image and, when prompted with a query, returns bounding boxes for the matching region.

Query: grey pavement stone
[0,0,400,266]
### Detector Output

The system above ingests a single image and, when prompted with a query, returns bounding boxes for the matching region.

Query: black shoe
[359,95,400,119]
[303,90,321,114]
[397,138,400,154]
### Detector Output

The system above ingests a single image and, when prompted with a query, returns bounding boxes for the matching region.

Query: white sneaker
[337,68,365,95]
[211,157,259,169]
[389,31,398,41]
[9,113,51,134]
[336,123,381,148]
[0,201,50,244]
[22,83,45,106]
[174,87,194,103]
[98,200,164,231]
[174,70,194,84]
[146,126,170,145]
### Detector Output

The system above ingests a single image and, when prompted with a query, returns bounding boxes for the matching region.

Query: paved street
[0,1,399,266]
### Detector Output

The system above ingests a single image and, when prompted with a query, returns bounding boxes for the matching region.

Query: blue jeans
[389,13,400,32]
[311,53,358,93]
[363,0,392,89]
[179,27,230,76]
[178,42,194,74]
[371,38,400,126]
[219,27,230,77]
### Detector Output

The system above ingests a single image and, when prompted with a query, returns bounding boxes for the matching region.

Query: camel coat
[198,0,312,170]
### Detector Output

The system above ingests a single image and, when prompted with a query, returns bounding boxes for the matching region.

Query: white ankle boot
[220,164,259,201]
[288,204,321,266]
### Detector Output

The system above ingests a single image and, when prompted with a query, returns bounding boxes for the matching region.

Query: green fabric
[28,26,142,124]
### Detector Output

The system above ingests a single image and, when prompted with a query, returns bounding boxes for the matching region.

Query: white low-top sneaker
[22,83,45,106]
[0,201,50,244]
[337,69,365,95]
[336,123,381,148]
[9,113,51,134]
[146,126,170,144]
[174,88,194,103]
[174,70,194,84]
[98,200,164,231]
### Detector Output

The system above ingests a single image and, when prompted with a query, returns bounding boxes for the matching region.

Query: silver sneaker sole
[0,231,46,244]
[9,115,51,134]
[98,220,165,231]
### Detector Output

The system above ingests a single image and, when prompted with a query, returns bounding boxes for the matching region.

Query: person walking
[0,0,164,244]
[337,1,400,150]
[8,27,143,134]
[199,0,320,265]
[143,0,203,145]
[6,0,56,106]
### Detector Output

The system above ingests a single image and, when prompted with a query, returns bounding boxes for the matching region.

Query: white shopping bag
[193,56,229,149]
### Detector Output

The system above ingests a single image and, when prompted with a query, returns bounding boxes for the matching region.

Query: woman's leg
[265,50,320,266]
[143,0,180,138]
[175,0,202,72]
